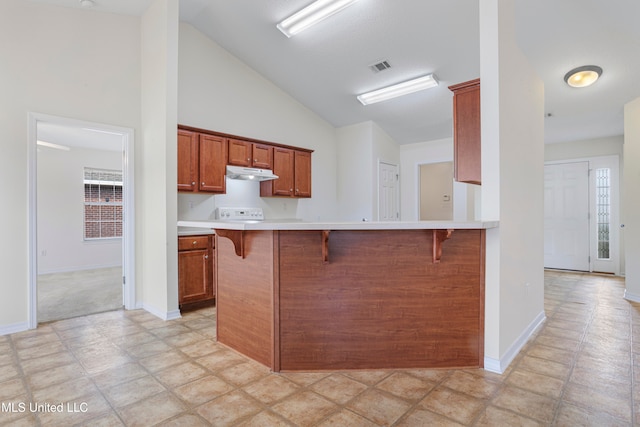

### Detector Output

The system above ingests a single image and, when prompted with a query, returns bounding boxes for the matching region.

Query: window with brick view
[84,168,123,240]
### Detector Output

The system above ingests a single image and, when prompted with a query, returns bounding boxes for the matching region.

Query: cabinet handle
[254,158,258,162]
[204,255,209,259]
[192,241,198,245]
[191,181,195,185]
[247,157,251,162]
[290,188,293,192]
[201,182,205,186]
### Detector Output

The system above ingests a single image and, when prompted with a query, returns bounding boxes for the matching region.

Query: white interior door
[544,162,590,271]
[378,162,399,221]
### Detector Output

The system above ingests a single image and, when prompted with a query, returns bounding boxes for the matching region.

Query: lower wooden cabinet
[178,235,215,309]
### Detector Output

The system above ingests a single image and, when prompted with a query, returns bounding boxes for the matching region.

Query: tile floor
[1,270,638,426]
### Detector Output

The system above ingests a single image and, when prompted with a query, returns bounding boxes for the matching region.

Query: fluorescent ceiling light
[357,74,439,105]
[277,0,360,38]
[37,140,71,151]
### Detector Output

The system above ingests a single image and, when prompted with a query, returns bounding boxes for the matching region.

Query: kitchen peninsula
[177,219,497,372]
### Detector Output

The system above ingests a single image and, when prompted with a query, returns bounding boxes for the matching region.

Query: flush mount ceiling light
[277,0,360,38]
[564,65,602,88]
[357,74,439,105]
[79,0,95,7]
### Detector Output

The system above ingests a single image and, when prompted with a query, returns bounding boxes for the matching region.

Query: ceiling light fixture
[277,0,360,38]
[564,65,602,88]
[79,0,95,8]
[357,74,439,105]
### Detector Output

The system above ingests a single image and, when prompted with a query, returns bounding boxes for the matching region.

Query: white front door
[544,162,590,271]
[378,162,399,221]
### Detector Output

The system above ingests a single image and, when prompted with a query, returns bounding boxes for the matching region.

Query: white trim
[27,113,136,329]
[0,322,30,336]
[142,303,182,321]
[624,290,640,303]
[484,310,546,374]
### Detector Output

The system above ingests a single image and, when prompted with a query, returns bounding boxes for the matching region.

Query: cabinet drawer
[178,236,210,251]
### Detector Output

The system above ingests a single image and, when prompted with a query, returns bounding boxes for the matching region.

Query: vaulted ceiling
[30,0,640,145]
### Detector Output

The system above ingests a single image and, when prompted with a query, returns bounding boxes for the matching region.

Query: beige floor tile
[75,411,125,427]
[517,355,572,380]
[196,390,262,425]
[347,388,412,425]
[155,361,208,389]
[173,374,235,406]
[19,350,76,376]
[242,374,300,404]
[506,369,565,398]
[272,390,339,426]
[35,391,112,427]
[162,331,204,348]
[405,368,452,383]
[440,370,499,399]
[397,407,466,426]
[0,363,20,383]
[217,361,270,386]
[279,371,330,386]
[492,385,558,424]
[563,381,632,422]
[148,324,192,339]
[525,343,576,365]
[179,339,219,358]
[555,401,629,427]
[155,413,210,427]
[117,391,186,427]
[418,386,485,425]
[124,339,172,359]
[474,406,544,427]
[139,350,188,372]
[235,410,294,427]
[103,375,166,408]
[195,349,247,371]
[31,376,99,403]
[0,378,28,401]
[317,408,379,427]
[309,373,368,405]
[343,369,392,385]
[376,371,437,401]
[27,362,85,391]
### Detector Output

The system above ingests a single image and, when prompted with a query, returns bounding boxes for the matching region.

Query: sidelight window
[595,168,610,259]
[84,168,123,240]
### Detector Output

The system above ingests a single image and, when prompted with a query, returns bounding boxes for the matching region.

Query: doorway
[28,113,135,327]
[419,162,454,220]
[544,156,620,274]
[378,161,399,221]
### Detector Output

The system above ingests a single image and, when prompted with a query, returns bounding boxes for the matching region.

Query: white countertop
[177,219,499,231]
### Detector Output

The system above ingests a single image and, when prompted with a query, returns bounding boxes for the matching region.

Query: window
[84,168,123,240]
[596,168,610,259]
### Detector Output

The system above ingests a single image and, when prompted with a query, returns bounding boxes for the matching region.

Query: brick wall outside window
[84,168,123,240]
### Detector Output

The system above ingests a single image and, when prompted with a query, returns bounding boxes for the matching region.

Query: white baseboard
[624,290,640,303]
[0,321,30,336]
[484,310,546,374]
[142,303,182,321]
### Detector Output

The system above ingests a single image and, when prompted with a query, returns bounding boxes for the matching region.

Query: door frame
[545,155,620,275]
[27,113,136,329]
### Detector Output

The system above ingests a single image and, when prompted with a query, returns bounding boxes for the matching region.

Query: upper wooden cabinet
[228,139,273,169]
[260,148,312,198]
[179,125,312,198]
[449,78,481,185]
[177,130,199,192]
[177,129,227,193]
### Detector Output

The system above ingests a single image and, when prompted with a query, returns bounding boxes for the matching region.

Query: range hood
[226,165,279,181]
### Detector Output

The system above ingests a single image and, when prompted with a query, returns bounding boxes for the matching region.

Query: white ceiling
[28,0,640,145]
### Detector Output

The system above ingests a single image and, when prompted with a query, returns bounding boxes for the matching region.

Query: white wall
[138,0,179,319]
[37,147,122,274]
[480,0,546,372]
[545,135,624,162]
[0,0,141,332]
[336,122,374,221]
[177,23,339,222]
[623,97,640,300]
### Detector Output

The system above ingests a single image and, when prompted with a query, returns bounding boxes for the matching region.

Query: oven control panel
[215,207,264,221]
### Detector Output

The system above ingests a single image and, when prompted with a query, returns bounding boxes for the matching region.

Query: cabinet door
[227,139,251,167]
[178,248,213,304]
[177,130,198,192]
[294,150,312,198]
[271,147,295,196]
[449,79,481,185]
[199,134,227,193]
[252,143,273,169]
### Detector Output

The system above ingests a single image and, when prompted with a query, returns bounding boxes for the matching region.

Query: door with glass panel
[590,156,620,274]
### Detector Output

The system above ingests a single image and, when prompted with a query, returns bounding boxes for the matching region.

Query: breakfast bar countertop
[177,219,499,231]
